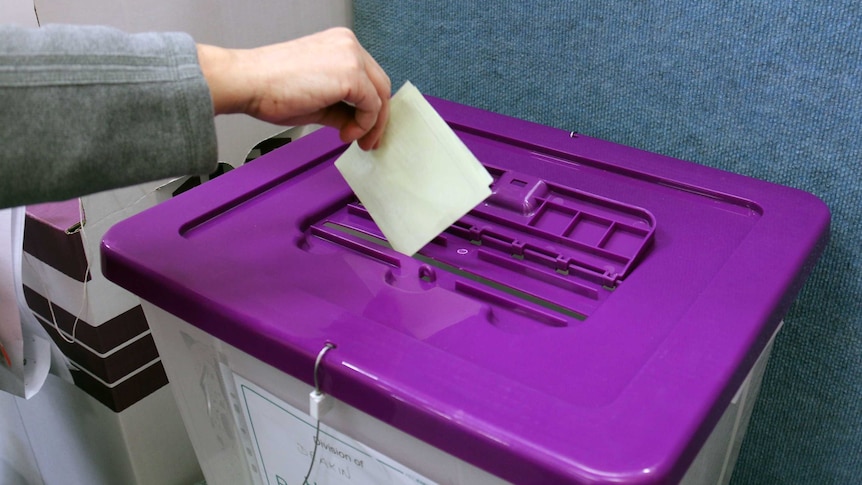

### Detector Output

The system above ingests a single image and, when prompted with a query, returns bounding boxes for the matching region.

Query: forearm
[0,24,217,208]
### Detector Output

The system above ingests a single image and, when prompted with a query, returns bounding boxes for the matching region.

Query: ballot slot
[312,220,584,325]
[308,167,656,322]
[313,221,583,325]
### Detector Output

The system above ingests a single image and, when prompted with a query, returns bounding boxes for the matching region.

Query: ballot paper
[335,81,493,256]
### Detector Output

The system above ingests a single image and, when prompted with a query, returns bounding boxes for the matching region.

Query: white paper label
[234,374,436,485]
[0,207,52,398]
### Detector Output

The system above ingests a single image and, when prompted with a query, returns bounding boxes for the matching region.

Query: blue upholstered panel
[354,2,862,484]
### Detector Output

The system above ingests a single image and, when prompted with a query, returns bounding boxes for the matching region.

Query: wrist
[196,43,249,116]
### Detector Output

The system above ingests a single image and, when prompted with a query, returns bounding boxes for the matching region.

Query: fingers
[340,40,391,150]
[206,27,391,150]
[320,100,388,151]
[359,49,391,150]
[359,93,389,150]
[315,102,362,142]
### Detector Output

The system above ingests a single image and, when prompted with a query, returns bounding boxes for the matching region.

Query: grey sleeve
[0,24,218,208]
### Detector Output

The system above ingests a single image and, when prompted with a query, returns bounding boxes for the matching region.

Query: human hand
[197,27,390,150]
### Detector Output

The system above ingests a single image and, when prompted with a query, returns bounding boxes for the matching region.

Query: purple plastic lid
[102,97,829,484]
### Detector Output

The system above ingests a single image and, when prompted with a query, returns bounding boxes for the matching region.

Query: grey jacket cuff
[0,24,218,208]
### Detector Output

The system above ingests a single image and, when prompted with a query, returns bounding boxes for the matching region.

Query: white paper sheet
[0,207,52,399]
[0,210,23,379]
[335,81,492,256]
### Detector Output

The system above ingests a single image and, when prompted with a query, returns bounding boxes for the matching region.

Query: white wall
[2,0,38,26]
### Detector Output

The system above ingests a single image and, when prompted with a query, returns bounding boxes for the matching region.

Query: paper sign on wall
[0,207,52,399]
[233,374,435,485]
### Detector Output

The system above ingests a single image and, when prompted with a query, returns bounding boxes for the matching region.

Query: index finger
[343,49,391,149]
[358,51,391,149]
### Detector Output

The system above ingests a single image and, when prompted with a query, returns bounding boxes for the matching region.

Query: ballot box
[101,97,829,485]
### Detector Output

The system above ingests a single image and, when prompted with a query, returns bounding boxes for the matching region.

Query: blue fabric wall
[354,2,861,483]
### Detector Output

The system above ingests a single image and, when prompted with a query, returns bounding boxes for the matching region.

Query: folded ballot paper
[335,82,493,256]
